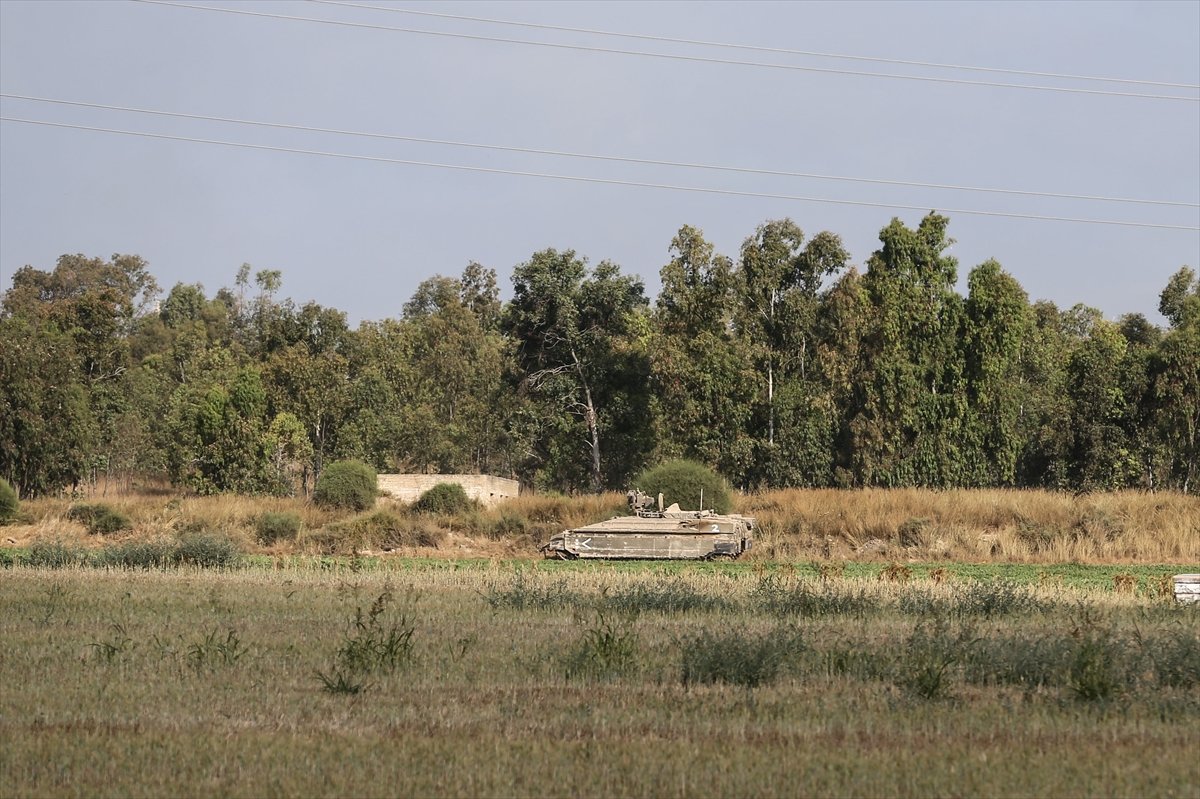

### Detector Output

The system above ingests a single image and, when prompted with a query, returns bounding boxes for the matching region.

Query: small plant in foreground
[753,575,873,619]
[316,589,416,694]
[89,623,134,664]
[601,579,731,615]
[484,572,577,611]
[313,460,377,512]
[1067,630,1127,701]
[679,627,804,688]
[1113,573,1137,594]
[563,610,639,681]
[256,512,301,545]
[94,539,175,570]
[895,620,976,700]
[317,668,368,695]
[879,563,913,583]
[187,628,248,671]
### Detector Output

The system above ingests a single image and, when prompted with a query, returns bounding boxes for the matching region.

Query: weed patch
[753,575,873,619]
[563,610,638,681]
[679,627,804,688]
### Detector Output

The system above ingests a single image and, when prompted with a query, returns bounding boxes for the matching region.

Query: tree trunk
[572,348,603,492]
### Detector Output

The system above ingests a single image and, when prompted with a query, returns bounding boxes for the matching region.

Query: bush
[313,460,377,512]
[67,503,132,535]
[0,477,18,524]
[174,532,239,568]
[412,482,473,515]
[634,459,732,514]
[256,512,302,545]
[325,509,446,551]
[25,540,87,569]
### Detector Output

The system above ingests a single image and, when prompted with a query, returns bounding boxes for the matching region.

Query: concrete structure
[1174,574,1200,604]
[377,474,519,507]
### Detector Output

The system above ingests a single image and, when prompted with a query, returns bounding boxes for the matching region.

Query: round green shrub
[67,503,132,535]
[0,477,18,524]
[412,482,472,515]
[174,532,239,568]
[256,511,302,545]
[634,459,732,514]
[313,460,377,512]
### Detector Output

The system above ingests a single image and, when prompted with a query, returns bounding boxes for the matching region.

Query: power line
[129,0,1200,103]
[310,0,1200,91]
[6,93,1194,208]
[3,115,1197,231]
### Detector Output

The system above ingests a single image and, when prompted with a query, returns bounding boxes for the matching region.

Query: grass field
[2,562,1197,798]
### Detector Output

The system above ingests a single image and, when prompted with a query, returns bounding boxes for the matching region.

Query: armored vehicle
[539,491,755,560]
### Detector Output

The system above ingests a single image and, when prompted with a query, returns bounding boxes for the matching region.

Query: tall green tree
[504,249,649,491]
[846,213,967,486]
[1154,267,1200,492]
[651,226,757,481]
[962,259,1034,486]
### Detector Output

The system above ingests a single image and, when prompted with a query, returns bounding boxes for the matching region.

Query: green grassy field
[2,561,1197,798]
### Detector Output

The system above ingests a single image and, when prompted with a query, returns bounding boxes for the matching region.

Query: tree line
[2,213,1196,498]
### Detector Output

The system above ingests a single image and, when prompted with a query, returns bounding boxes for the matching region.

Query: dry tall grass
[4,487,1196,564]
[740,488,1200,563]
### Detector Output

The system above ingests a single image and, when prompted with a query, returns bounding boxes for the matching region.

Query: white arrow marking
[577,538,592,550]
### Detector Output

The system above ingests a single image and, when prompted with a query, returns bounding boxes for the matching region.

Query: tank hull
[540,519,753,561]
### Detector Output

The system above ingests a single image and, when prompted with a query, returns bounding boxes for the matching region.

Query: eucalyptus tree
[962,259,1034,486]
[847,213,967,486]
[651,226,757,481]
[504,249,649,491]
[1154,267,1199,492]
[730,220,849,487]
[396,266,511,474]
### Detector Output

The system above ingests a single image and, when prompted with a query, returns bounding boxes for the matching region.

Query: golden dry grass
[6,487,1197,565]
[740,488,1200,563]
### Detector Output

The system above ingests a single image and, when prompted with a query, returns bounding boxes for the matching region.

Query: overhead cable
[128,1,1199,103]
[309,0,1200,91]
[6,94,1193,208]
[3,116,1197,231]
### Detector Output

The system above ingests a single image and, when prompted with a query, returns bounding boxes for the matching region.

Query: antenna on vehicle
[700,488,704,513]
[658,493,663,513]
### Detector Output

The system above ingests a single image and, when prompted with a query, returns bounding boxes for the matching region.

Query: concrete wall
[377,474,519,507]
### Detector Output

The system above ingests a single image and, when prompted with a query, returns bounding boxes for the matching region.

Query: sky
[1,0,1198,326]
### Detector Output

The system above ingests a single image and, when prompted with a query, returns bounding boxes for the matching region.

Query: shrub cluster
[313,460,377,512]
[634,459,732,514]
[27,533,241,570]
[67,503,132,535]
[256,511,302,545]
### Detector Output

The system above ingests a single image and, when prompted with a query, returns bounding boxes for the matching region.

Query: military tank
[539,491,755,561]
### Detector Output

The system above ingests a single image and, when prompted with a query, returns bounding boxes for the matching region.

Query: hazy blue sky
[2,0,1197,325]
